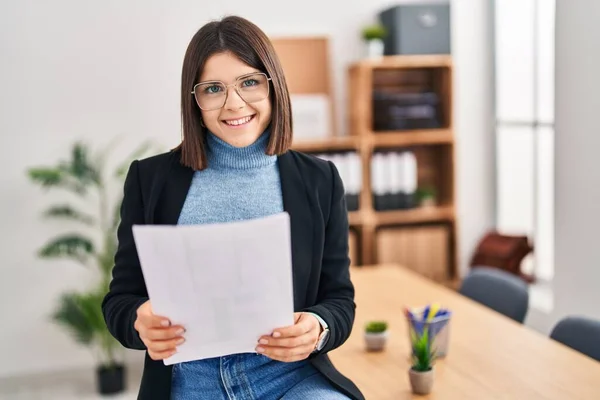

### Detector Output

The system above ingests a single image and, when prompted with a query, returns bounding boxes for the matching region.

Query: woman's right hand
[134,300,186,360]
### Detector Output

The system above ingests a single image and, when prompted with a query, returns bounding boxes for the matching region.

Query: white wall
[451,0,495,282]
[0,0,494,377]
[553,0,600,321]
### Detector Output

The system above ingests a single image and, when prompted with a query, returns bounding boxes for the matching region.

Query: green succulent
[365,321,388,333]
[362,24,387,41]
[416,186,437,201]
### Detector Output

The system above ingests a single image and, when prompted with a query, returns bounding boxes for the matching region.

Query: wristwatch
[305,312,330,353]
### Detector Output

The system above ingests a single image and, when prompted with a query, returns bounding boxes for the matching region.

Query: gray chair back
[460,266,529,323]
[550,316,600,362]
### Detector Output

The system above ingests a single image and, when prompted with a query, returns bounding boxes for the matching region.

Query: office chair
[460,266,529,323]
[550,316,600,362]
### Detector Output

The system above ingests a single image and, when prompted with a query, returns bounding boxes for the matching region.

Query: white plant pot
[420,197,437,208]
[364,330,388,351]
[409,367,434,395]
[365,39,384,59]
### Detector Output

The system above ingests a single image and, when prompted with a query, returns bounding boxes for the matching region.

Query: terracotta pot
[364,331,388,351]
[409,367,434,395]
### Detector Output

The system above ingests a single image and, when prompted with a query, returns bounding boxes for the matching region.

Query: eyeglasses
[191,72,272,111]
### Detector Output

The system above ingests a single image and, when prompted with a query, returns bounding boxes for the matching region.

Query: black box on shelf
[373,193,417,211]
[379,3,451,55]
[346,194,360,212]
[372,91,441,131]
[373,193,389,212]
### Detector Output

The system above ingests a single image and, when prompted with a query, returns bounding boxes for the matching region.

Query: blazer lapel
[278,151,314,309]
[146,150,194,225]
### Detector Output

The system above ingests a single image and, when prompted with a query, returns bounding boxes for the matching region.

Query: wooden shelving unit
[371,129,453,147]
[291,55,459,284]
[291,136,359,153]
[372,205,455,226]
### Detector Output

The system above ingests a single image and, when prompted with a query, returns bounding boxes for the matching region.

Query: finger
[294,312,302,323]
[134,319,180,341]
[257,344,313,362]
[148,336,185,353]
[272,315,312,338]
[138,312,171,329]
[143,326,186,341]
[148,348,178,361]
[269,313,302,336]
[259,332,315,348]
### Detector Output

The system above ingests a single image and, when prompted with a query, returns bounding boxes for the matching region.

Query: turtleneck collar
[206,129,276,170]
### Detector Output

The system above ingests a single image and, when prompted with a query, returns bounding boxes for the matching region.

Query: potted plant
[416,186,437,208]
[361,24,387,58]
[27,140,153,395]
[364,320,388,351]
[409,326,437,395]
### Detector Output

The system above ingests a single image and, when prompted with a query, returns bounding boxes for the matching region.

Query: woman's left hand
[256,312,321,362]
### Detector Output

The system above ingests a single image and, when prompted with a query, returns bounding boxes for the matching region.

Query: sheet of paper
[131,212,295,365]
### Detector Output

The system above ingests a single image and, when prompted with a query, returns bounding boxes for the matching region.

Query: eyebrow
[197,71,262,85]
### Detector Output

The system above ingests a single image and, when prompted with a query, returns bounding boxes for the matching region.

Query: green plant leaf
[52,291,106,345]
[67,142,101,185]
[43,205,95,225]
[28,168,63,186]
[27,142,101,195]
[27,167,86,194]
[410,326,436,371]
[38,234,95,264]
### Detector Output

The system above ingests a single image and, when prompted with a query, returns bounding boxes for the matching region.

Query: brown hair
[176,16,293,170]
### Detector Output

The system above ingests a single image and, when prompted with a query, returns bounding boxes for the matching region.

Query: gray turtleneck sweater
[177,131,283,225]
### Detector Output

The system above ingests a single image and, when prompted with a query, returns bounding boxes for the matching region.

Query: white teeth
[225,116,252,126]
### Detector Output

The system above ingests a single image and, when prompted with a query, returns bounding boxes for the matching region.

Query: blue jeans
[171,353,350,400]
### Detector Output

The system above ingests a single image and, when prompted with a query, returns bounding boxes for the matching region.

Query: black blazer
[102,148,365,400]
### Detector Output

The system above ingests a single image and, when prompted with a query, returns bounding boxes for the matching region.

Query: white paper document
[132,212,295,365]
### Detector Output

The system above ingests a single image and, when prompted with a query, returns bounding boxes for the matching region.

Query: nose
[223,85,245,110]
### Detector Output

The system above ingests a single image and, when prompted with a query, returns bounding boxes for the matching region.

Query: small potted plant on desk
[364,321,388,351]
[361,24,387,58]
[409,327,437,395]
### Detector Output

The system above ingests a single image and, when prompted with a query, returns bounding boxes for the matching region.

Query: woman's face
[197,51,272,148]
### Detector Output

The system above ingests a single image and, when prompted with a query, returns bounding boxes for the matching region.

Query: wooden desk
[329,264,600,399]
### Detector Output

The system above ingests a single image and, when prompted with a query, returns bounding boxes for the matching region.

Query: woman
[102,15,364,400]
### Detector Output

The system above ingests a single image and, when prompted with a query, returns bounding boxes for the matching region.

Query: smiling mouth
[222,115,255,126]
